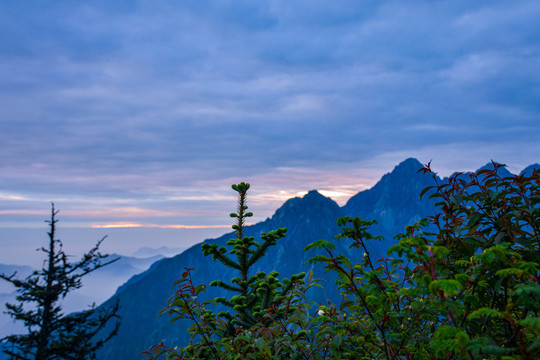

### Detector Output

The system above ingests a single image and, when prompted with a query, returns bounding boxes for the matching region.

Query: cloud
[90,223,231,229]
[0,0,539,235]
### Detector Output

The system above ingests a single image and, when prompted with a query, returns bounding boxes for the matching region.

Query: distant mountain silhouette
[343,158,438,251]
[132,246,187,258]
[476,161,514,178]
[520,163,540,176]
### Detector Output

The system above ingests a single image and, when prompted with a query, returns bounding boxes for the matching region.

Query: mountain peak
[343,157,436,236]
[303,189,325,199]
[476,161,513,178]
[390,158,424,176]
[366,158,427,187]
[270,189,342,227]
[520,164,540,176]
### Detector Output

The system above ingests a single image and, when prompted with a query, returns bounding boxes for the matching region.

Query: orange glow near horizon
[90,223,234,229]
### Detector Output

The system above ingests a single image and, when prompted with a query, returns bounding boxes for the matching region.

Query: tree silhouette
[0,204,120,360]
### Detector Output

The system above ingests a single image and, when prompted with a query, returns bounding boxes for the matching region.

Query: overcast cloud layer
[1,1,539,256]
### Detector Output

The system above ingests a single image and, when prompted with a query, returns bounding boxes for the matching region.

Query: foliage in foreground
[0,205,120,360]
[145,164,539,360]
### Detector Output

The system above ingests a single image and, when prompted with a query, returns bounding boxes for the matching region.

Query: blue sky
[1,1,539,263]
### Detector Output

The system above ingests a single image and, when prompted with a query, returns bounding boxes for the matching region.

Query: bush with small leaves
[306,163,539,359]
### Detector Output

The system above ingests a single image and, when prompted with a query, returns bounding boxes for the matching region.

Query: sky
[1,0,539,265]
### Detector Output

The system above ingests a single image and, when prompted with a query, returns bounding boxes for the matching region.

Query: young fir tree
[147,182,310,359]
[201,182,306,331]
[0,204,120,360]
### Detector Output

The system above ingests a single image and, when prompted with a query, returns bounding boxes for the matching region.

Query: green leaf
[467,307,502,320]
[518,317,540,331]
[454,273,470,285]
[429,279,462,297]
[171,315,184,323]
[192,307,202,317]
[420,186,435,199]
[455,330,470,347]
[194,284,206,294]
[488,189,500,201]
[467,213,482,229]
[333,334,343,348]
[306,255,331,264]
[514,284,540,297]
[454,260,471,267]
[432,246,450,259]
[495,268,525,278]
[304,239,336,251]
[254,337,264,350]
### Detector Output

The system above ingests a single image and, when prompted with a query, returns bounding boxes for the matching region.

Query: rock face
[91,158,536,360]
[520,163,540,176]
[342,158,439,258]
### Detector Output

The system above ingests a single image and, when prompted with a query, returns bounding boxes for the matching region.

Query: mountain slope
[342,158,439,257]
[520,163,540,176]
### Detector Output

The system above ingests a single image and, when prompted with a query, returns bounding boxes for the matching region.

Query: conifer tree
[0,204,120,360]
[201,182,305,331]
[147,182,311,359]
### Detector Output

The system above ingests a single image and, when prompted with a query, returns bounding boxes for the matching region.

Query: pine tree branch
[212,252,241,271]
[211,281,242,293]
[247,229,285,267]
